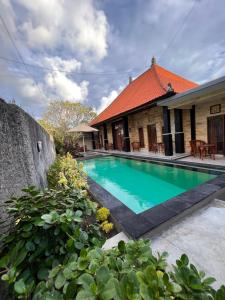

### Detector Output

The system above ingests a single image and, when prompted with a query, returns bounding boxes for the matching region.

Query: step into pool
[83,156,216,214]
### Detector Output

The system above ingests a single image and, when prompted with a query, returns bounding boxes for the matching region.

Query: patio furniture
[149,143,158,153]
[68,123,98,153]
[199,144,216,160]
[156,142,164,154]
[131,141,140,151]
[106,143,114,150]
[189,140,206,157]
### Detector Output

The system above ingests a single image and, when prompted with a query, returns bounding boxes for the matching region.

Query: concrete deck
[94,149,188,160]
[148,197,225,288]
[179,155,225,167]
[94,149,225,169]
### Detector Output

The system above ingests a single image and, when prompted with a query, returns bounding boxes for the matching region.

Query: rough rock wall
[0,99,55,231]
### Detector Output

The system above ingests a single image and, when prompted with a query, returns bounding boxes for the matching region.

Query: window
[138,127,145,147]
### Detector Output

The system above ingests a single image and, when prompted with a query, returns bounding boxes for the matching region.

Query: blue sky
[1,0,225,118]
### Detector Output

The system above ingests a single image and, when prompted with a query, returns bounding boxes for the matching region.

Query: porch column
[103,123,108,149]
[123,116,131,152]
[162,106,173,156]
[174,109,184,153]
[190,105,196,140]
[91,132,96,149]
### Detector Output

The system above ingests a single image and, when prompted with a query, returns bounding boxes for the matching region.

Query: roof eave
[158,74,225,109]
[91,91,175,127]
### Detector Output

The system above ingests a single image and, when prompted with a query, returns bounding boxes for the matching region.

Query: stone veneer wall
[183,109,192,153]
[195,100,225,142]
[107,123,113,144]
[128,106,163,151]
[0,99,56,232]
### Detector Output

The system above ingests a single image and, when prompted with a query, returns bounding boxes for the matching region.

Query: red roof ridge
[152,63,168,92]
[154,64,198,87]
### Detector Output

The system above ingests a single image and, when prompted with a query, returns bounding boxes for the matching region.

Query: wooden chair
[156,142,165,154]
[149,143,158,153]
[131,141,140,151]
[107,143,114,150]
[189,140,206,157]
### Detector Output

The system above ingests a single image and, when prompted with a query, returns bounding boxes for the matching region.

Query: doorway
[147,124,157,151]
[113,121,124,151]
[207,115,225,154]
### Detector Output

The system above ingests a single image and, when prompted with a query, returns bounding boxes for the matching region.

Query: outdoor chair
[189,140,206,157]
[149,143,158,153]
[107,143,114,150]
[131,141,140,151]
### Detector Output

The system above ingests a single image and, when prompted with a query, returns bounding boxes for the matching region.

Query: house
[91,57,225,157]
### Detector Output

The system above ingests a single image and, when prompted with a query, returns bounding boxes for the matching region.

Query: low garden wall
[0,99,55,232]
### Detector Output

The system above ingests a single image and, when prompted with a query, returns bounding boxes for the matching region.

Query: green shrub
[0,187,104,299]
[47,153,87,190]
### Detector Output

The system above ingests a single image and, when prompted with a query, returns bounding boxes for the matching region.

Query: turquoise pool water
[83,156,216,214]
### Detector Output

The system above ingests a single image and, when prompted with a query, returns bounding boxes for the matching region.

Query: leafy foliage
[100,221,114,233]
[96,207,110,222]
[47,153,87,190]
[0,187,104,299]
[38,100,96,154]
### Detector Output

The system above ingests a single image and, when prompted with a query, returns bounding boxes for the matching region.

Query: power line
[0,55,147,76]
[0,14,46,98]
[159,0,198,62]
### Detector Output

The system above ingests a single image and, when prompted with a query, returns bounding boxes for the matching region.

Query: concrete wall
[0,99,55,231]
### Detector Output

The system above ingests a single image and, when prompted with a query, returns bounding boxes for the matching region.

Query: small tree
[38,101,96,153]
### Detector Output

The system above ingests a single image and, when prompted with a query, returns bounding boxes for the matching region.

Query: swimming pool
[83,156,216,214]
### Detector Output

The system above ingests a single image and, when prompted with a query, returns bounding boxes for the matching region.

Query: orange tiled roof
[91,62,198,125]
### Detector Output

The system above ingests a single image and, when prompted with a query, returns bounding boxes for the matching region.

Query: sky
[1,0,225,118]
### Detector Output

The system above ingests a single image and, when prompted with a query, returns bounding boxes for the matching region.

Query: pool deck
[149,196,225,288]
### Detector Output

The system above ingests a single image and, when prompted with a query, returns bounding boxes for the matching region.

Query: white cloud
[97,87,122,113]
[43,56,89,102]
[43,56,82,73]
[45,72,89,102]
[17,0,108,60]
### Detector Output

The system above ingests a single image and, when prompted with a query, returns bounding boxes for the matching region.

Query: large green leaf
[14,279,26,294]
[76,290,96,300]
[55,271,66,290]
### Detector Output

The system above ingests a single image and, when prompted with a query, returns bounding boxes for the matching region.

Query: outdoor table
[199,144,216,160]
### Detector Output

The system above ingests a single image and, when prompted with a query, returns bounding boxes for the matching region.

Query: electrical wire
[159,0,198,61]
[0,14,46,98]
[0,55,148,76]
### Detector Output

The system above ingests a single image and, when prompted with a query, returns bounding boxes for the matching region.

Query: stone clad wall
[107,123,113,144]
[196,100,225,142]
[183,109,192,153]
[128,106,163,151]
[0,99,55,231]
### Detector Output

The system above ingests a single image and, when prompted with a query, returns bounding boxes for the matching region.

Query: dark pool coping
[85,156,225,239]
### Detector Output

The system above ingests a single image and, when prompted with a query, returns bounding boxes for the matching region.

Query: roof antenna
[151,56,156,66]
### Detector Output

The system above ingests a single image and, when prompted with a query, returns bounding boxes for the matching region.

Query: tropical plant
[47,153,87,190]
[100,221,114,233]
[96,207,110,222]
[0,186,104,299]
